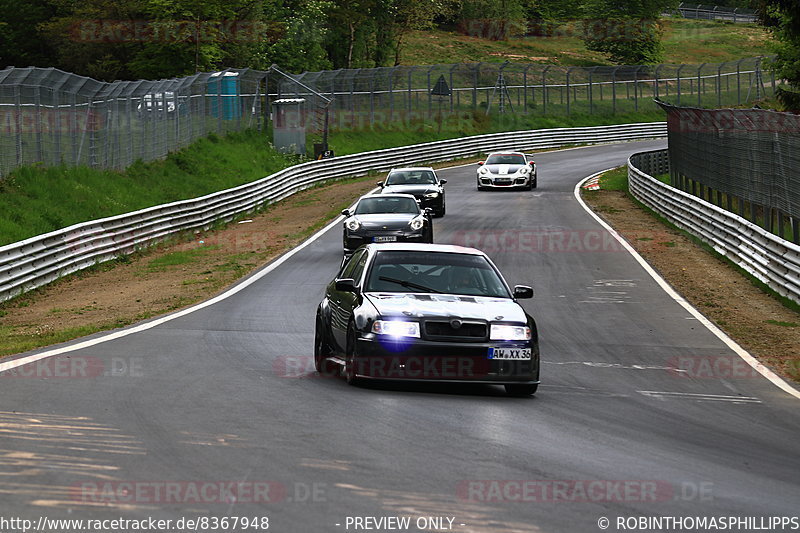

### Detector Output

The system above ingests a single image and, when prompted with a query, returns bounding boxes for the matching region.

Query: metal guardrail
[670,3,758,23]
[628,149,800,305]
[0,122,667,303]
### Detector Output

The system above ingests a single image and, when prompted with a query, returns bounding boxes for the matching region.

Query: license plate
[373,236,397,243]
[488,347,531,360]
[495,179,511,184]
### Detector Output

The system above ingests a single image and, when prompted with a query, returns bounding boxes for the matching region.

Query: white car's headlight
[424,192,439,198]
[345,218,360,231]
[409,217,424,231]
[490,324,531,341]
[479,167,489,175]
[518,166,530,174]
[372,320,420,338]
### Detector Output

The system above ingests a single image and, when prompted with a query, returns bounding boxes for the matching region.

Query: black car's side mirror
[335,278,357,292]
[341,209,351,217]
[513,285,534,299]
[439,179,447,185]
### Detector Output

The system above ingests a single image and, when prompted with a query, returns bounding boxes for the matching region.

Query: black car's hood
[351,214,418,230]
[365,293,527,323]
[381,184,439,195]
[484,164,525,175]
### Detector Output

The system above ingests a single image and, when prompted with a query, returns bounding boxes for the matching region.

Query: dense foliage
[2,0,773,81]
[755,0,800,110]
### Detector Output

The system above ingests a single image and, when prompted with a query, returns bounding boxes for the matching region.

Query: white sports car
[476,152,537,190]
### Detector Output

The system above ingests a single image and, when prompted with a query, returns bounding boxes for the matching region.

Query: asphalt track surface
[1,139,799,533]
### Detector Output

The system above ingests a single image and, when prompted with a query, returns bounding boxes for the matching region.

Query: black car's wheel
[344,321,361,385]
[436,201,446,217]
[505,384,538,397]
[314,317,334,375]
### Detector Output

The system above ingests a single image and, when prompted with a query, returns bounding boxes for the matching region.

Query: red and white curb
[582,175,601,190]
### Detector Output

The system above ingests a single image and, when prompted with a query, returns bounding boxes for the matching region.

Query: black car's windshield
[485,154,526,165]
[354,197,420,215]
[366,251,510,297]
[385,170,437,186]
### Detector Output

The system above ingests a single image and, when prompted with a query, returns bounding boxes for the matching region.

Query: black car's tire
[505,384,538,397]
[437,202,446,217]
[314,317,334,375]
[344,321,361,386]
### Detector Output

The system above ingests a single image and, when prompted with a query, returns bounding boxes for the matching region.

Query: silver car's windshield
[354,197,420,215]
[366,251,510,297]
[485,154,526,165]
[385,170,437,185]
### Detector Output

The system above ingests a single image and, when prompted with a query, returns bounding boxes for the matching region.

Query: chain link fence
[280,56,775,130]
[668,3,758,23]
[1,56,776,177]
[658,101,800,243]
[0,67,269,176]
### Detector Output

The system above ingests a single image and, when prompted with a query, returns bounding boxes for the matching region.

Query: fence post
[677,64,685,106]
[523,65,531,114]
[736,58,743,105]
[542,66,551,116]
[566,67,573,115]
[697,62,705,107]
[634,66,641,111]
[588,67,594,114]
[654,65,662,99]
[472,63,481,112]
[449,64,458,112]
[717,62,724,107]
[14,84,22,167]
[612,67,618,114]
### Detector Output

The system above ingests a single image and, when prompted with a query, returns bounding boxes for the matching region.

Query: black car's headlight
[345,218,361,231]
[372,320,421,338]
[409,217,425,231]
[424,192,439,199]
[490,325,532,341]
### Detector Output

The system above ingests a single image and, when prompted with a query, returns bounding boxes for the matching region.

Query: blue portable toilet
[207,71,241,119]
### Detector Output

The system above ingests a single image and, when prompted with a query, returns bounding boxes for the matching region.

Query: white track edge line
[574,168,800,400]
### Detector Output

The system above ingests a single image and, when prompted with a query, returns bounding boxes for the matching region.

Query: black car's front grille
[424,320,487,342]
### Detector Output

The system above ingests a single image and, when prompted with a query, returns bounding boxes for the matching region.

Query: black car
[377,167,447,217]
[477,151,537,190]
[342,194,433,256]
[314,243,540,396]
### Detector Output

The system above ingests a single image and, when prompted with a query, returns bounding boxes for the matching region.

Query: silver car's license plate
[373,236,397,243]
[488,347,531,360]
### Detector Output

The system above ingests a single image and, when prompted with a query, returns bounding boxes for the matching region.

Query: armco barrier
[628,149,800,305]
[0,122,666,303]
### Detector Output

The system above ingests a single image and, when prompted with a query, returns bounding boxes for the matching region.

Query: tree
[580,0,680,65]
[755,0,800,111]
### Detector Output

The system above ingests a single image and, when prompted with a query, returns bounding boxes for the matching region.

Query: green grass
[143,246,220,272]
[765,319,799,328]
[596,167,628,191]
[0,130,298,246]
[400,19,771,66]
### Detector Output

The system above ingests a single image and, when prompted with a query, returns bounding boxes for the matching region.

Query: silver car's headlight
[490,324,531,341]
[345,218,360,231]
[409,217,424,231]
[372,320,420,338]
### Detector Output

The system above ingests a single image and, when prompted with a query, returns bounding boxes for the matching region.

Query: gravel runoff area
[0,165,798,387]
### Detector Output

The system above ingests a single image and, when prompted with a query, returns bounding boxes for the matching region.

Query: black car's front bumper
[344,230,427,254]
[352,335,539,384]
[478,175,531,188]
